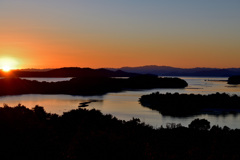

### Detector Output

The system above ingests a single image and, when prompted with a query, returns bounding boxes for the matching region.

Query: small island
[139,92,240,116]
[228,75,240,84]
[0,75,188,96]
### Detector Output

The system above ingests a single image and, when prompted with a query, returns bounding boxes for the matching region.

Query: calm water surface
[1,77,240,128]
[21,77,73,82]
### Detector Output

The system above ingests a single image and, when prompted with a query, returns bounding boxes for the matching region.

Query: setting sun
[0,57,19,72]
[2,65,11,72]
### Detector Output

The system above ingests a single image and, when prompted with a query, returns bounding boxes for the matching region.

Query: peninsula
[0,75,188,96]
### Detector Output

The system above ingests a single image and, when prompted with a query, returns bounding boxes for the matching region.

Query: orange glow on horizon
[0,33,240,69]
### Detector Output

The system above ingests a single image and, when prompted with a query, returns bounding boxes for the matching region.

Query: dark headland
[0,74,188,96]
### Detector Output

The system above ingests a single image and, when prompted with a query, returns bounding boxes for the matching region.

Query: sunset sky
[0,0,240,69]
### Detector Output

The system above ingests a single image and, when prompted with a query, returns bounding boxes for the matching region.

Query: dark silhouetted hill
[107,65,240,77]
[0,67,139,78]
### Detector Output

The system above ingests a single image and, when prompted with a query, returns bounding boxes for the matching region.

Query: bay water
[0,77,240,128]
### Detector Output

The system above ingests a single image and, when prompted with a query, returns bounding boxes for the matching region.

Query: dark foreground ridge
[228,75,240,84]
[0,104,240,160]
[0,75,188,96]
[139,92,240,116]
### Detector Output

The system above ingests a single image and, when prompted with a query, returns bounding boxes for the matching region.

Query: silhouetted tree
[0,105,240,160]
[188,118,210,130]
[210,125,222,132]
[33,105,47,120]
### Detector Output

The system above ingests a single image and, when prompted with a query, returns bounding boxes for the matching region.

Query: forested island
[0,104,239,160]
[139,92,240,116]
[228,75,240,84]
[0,75,187,96]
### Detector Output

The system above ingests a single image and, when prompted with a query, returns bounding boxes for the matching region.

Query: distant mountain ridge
[107,65,240,77]
[2,66,240,77]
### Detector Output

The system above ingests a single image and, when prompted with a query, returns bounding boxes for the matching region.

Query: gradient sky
[0,0,240,69]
